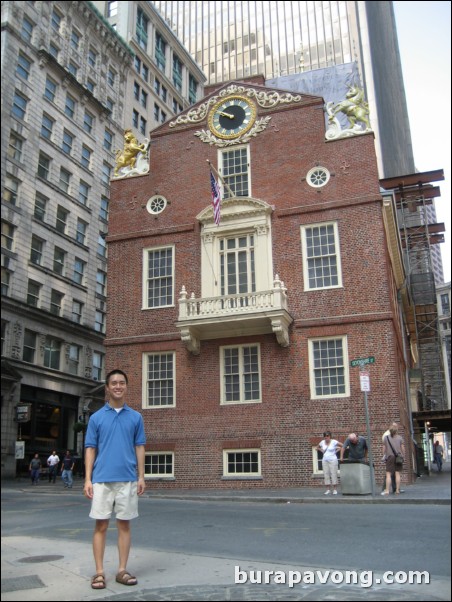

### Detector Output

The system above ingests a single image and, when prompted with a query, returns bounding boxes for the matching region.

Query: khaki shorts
[89,482,138,520]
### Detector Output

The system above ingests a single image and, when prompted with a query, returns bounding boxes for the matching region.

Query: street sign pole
[352,357,376,497]
[362,379,376,497]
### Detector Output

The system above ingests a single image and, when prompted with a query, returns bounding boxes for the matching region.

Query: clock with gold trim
[208,95,257,140]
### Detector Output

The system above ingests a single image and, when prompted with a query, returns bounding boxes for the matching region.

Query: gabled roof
[152,79,324,138]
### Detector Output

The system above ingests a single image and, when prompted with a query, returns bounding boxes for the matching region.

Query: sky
[393,1,451,283]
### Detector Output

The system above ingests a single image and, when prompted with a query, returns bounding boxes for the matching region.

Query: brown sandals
[115,570,138,586]
[91,573,106,589]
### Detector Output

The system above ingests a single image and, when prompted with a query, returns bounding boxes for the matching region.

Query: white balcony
[176,275,293,354]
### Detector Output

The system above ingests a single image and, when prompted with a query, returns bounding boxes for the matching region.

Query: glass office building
[154,1,354,82]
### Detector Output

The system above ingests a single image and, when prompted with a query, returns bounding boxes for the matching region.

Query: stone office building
[1,0,131,476]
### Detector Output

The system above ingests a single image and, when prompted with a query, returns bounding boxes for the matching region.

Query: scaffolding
[380,170,447,412]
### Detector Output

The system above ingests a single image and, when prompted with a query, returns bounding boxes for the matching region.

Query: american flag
[210,170,221,225]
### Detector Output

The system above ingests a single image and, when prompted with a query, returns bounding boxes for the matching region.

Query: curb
[148,493,451,505]
[3,486,450,505]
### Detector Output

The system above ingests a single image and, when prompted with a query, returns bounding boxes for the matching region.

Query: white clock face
[209,95,257,139]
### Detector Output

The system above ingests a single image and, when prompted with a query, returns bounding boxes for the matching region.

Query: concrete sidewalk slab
[1,534,450,601]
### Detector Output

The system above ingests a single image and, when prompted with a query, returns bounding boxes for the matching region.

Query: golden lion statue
[114,130,148,176]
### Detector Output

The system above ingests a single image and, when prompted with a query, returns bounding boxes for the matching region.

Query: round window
[146,195,167,215]
[306,167,330,188]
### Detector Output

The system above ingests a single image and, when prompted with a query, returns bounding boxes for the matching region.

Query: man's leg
[93,519,109,575]
[117,519,132,572]
[391,472,396,493]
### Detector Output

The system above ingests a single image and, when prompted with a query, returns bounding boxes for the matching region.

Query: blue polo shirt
[85,403,146,484]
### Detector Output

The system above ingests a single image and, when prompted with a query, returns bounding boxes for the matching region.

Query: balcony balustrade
[176,275,293,354]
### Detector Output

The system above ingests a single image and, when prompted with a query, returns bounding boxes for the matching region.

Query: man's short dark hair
[106,369,128,385]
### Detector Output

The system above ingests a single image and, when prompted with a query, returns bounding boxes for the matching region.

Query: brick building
[107,80,414,489]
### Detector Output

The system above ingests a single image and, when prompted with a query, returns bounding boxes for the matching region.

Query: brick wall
[106,83,413,489]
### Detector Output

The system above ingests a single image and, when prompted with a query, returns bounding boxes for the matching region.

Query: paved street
[1,465,450,601]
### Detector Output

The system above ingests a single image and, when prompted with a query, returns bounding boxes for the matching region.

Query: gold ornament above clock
[208,95,257,140]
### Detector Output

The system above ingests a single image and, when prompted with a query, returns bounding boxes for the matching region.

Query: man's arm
[83,447,97,499]
[340,439,349,461]
[135,445,146,495]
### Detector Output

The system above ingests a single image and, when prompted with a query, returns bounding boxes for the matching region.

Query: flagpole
[206,160,235,198]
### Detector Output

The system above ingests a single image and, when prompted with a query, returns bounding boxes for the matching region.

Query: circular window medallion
[146,195,167,215]
[306,167,330,188]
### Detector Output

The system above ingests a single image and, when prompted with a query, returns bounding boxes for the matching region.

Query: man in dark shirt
[340,433,368,461]
[61,450,75,488]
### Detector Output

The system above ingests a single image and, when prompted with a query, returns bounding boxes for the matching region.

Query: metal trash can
[340,459,373,495]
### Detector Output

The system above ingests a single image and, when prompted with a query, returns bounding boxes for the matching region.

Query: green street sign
[350,356,375,367]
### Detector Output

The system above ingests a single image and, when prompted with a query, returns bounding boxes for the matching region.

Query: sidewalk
[2,464,450,601]
[4,461,450,504]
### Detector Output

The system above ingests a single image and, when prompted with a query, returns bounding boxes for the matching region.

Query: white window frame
[23,329,37,363]
[142,245,175,309]
[73,258,86,286]
[218,145,251,199]
[72,300,83,324]
[199,203,273,299]
[145,452,175,479]
[220,343,262,405]
[223,449,261,478]
[142,351,176,409]
[92,351,104,381]
[301,221,343,291]
[308,335,350,399]
[68,344,81,375]
[50,289,64,316]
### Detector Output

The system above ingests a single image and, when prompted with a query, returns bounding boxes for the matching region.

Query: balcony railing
[176,275,293,354]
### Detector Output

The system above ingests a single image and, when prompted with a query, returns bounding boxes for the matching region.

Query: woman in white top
[317,431,343,495]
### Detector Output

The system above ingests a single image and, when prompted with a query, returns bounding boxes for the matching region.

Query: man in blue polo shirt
[84,369,146,590]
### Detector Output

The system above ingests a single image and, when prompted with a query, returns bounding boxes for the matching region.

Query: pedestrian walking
[61,450,75,488]
[84,369,146,590]
[47,450,60,483]
[434,441,444,472]
[317,431,343,495]
[29,453,41,485]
